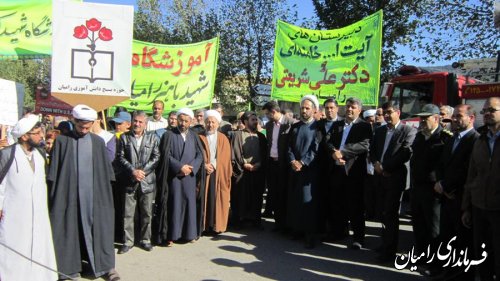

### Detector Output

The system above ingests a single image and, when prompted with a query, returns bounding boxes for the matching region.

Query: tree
[312,0,421,79]
[0,58,51,108]
[408,0,499,64]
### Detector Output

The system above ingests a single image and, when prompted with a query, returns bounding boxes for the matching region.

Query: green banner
[272,10,383,106]
[113,38,219,114]
[0,0,52,59]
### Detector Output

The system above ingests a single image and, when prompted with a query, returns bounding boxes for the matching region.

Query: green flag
[113,38,219,114]
[0,0,52,59]
[272,10,383,106]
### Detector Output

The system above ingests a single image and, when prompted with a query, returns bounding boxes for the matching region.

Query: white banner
[0,78,25,126]
[50,0,133,111]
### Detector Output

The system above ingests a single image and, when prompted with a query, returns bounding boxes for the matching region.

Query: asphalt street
[81,217,425,281]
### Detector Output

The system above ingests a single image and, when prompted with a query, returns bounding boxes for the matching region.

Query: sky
[85,0,454,67]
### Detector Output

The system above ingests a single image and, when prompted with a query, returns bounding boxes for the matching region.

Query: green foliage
[408,0,499,64]
[312,0,421,80]
[0,58,50,108]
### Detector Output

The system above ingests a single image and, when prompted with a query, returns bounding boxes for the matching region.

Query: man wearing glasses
[462,97,500,280]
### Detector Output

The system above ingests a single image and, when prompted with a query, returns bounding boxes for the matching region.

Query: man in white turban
[156,108,204,245]
[47,104,120,280]
[199,110,232,234]
[0,116,58,281]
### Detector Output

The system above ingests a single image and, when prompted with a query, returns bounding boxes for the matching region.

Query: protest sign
[113,37,219,113]
[272,10,383,106]
[0,78,24,126]
[50,0,133,111]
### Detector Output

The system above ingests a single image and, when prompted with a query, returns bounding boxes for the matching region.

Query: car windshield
[390,82,434,119]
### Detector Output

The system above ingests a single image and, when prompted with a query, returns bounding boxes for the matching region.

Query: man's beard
[28,138,43,148]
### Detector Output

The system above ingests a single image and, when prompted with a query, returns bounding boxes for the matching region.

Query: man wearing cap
[0,116,57,281]
[116,111,160,254]
[110,110,131,244]
[147,100,169,132]
[158,108,203,245]
[287,95,321,248]
[111,111,131,139]
[47,105,119,280]
[231,111,267,228]
[199,110,232,234]
[409,103,452,276]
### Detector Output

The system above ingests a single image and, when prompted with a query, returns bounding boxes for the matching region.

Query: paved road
[82,218,425,281]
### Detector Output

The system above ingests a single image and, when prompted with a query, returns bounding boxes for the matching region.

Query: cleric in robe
[199,110,232,233]
[163,108,204,244]
[0,115,57,281]
[47,105,119,280]
[287,95,321,248]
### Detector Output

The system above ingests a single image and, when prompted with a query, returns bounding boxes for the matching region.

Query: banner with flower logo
[50,0,133,111]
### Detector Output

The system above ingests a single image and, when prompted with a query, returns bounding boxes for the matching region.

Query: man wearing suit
[327,97,372,249]
[262,101,295,232]
[434,104,478,280]
[116,111,160,254]
[370,101,417,262]
[316,98,343,236]
[410,104,452,276]
[462,97,500,280]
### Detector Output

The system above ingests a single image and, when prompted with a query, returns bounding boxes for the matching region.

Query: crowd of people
[0,96,499,281]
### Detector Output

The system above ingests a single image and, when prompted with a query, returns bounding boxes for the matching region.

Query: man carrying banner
[47,105,119,280]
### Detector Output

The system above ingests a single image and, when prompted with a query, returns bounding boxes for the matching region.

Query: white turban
[72,104,97,121]
[363,109,377,118]
[204,110,221,122]
[176,108,194,119]
[11,115,39,139]
[300,95,319,109]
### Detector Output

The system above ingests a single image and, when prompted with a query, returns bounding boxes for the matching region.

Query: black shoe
[140,242,153,251]
[349,241,363,250]
[117,245,132,254]
[262,210,273,218]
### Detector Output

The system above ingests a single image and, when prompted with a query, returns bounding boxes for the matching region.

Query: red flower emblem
[86,18,102,32]
[73,25,88,39]
[98,27,113,41]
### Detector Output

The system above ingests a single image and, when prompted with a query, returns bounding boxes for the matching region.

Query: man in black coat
[434,104,479,280]
[410,104,452,275]
[47,105,119,280]
[326,97,372,249]
[370,101,417,262]
[116,111,160,254]
[262,101,294,232]
[316,98,343,236]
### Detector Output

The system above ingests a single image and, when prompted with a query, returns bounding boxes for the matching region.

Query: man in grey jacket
[116,110,160,254]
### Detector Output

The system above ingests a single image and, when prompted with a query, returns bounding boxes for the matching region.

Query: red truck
[382,65,500,127]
